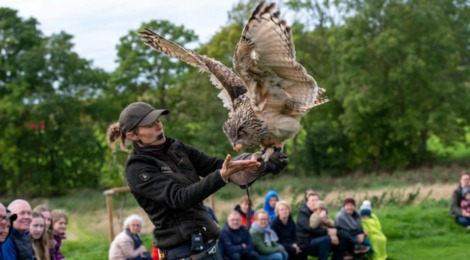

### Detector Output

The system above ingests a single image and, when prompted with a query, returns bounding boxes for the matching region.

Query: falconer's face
[134,119,166,146]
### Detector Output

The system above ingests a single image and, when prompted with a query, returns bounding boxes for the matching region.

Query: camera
[191,233,204,252]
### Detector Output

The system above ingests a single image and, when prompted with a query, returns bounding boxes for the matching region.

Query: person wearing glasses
[109,214,151,260]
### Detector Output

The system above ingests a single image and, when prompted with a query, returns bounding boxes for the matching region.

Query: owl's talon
[251,152,262,161]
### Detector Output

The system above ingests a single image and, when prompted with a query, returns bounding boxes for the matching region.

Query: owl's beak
[233,143,243,152]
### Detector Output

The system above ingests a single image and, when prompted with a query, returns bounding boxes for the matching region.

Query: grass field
[57,198,470,260]
[3,168,470,260]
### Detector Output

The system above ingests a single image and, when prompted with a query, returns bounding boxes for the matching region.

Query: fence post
[103,186,131,243]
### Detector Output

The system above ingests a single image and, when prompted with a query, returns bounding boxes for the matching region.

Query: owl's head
[223,109,263,152]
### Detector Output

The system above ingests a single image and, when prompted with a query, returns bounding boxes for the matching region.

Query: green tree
[0,8,109,195]
[335,0,470,169]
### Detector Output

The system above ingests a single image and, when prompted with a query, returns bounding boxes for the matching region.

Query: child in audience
[50,209,68,260]
[360,200,387,260]
[263,190,280,222]
[234,196,255,228]
[30,211,51,260]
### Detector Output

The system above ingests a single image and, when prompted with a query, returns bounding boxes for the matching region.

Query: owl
[139,1,328,161]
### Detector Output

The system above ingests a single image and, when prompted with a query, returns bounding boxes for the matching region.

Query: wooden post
[105,194,114,242]
[103,186,131,243]
[209,194,215,212]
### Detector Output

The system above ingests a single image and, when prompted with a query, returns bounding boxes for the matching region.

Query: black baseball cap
[119,102,169,133]
[6,209,17,222]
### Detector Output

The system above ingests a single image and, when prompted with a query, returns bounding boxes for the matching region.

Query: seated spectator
[109,214,151,260]
[51,209,68,260]
[219,211,259,260]
[0,208,17,242]
[309,201,339,246]
[263,190,280,222]
[34,205,53,252]
[30,211,51,260]
[451,171,470,228]
[2,199,34,260]
[234,196,255,228]
[335,198,371,259]
[303,188,317,202]
[360,200,387,260]
[0,203,7,243]
[250,210,288,260]
[296,193,337,260]
[33,205,52,231]
[270,200,305,260]
[459,188,470,229]
[1,203,14,259]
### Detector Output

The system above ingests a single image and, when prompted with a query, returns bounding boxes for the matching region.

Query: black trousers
[163,240,222,260]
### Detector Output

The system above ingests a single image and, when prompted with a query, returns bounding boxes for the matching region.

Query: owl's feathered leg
[251,151,263,161]
[260,146,283,162]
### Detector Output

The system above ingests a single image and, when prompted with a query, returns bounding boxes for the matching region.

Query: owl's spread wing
[139,29,247,112]
[233,2,327,118]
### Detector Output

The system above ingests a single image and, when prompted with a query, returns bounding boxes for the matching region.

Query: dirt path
[211,182,457,220]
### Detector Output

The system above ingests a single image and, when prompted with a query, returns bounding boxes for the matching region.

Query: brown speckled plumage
[139,1,328,160]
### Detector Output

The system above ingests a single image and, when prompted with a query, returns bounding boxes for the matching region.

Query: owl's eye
[237,127,246,137]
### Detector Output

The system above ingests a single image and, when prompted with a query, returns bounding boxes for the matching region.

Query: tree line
[1,0,469,196]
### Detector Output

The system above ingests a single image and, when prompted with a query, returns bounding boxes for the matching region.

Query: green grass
[379,200,469,259]
[3,169,470,260]
[55,196,470,259]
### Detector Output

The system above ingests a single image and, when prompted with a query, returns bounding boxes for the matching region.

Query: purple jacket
[50,232,65,260]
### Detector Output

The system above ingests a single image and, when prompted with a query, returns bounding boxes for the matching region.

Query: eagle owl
[139,1,328,161]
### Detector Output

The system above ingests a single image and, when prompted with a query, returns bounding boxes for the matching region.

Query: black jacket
[296,204,328,250]
[126,137,226,249]
[450,185,463,219]
[271,215,298,245]
[219,224,254,257]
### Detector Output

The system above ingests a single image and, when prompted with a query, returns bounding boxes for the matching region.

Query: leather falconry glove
[265,151,289,175]
[228,151,289,189]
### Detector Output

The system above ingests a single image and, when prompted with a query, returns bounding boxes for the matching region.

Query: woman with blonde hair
[51,209,68,260]
[30,211,51,260]
[34,205,53,250]
[250,209,288,260]
[271,200,304,259]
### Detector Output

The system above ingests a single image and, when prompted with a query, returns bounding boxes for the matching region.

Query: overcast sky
[2,0,237,71]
